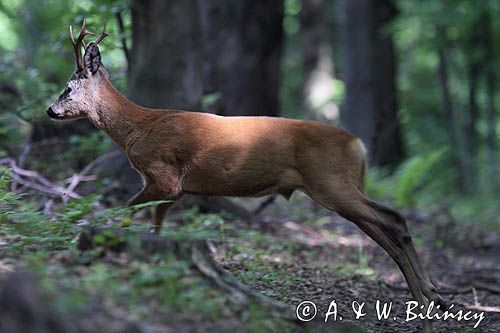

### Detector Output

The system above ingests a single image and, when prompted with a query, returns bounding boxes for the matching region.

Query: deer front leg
[127,184,162,207]
[127,184,182,234]
[152,200,182,234]
[126,165,183,233]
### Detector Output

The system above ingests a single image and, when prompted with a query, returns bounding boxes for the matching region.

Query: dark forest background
[1,0,499,218]
[0,1,499,332]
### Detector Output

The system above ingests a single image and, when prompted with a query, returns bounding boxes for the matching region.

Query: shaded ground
[1,192,499,332]
[215,193,500,332]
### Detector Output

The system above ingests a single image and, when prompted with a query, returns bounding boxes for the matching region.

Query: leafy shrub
[366,147,447,208]
[392,147,447,208]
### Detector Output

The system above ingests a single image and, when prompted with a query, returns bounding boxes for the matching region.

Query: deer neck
[87,76,148,150]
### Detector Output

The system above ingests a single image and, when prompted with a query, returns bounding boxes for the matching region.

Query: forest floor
[0,191,499,332]
[220,194,500,332]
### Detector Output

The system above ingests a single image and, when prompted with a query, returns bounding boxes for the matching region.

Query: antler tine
[69,18,95,71]
[94,21,110,46]
[69,25,76,44]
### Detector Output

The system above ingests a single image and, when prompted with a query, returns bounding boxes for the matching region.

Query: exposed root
[77,227,296,321]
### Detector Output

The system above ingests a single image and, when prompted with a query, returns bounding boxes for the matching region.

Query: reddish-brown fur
[94,76,366,212]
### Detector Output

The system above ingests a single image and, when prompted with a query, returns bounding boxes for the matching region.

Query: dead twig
[473,281,500,294]
[64,150,121,194]
[11,144,31,191]
[18,143,30,168]
[8,172,79,200]
[43,200,55,220]
[1,157,58,189]
[1,157,80,201]
[1,150,120,203]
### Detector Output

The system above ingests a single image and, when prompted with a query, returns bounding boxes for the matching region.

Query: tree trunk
[337,0,403,166]
[299,0,338,123]
[127,0,203,109]
[198,0,284,116]
[98,0,284,216]
[102,0,205,196]
[462,12,487,191]
[464,62,479,191]
[482,11,497,192]
[435,26,467,192]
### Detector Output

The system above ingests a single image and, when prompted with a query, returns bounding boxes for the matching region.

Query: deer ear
[83,43,101,76]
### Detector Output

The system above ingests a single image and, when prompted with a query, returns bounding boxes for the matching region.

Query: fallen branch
[9,172,80,200]
[0,150,121,203]
[473,281,500,295]
[1,157,80,201]
[64,150,121,195]
[191,240,297,320]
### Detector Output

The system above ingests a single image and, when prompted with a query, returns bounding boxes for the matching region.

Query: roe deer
[47,21,445,328]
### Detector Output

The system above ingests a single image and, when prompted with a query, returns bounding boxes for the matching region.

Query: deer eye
[60,86,72,99]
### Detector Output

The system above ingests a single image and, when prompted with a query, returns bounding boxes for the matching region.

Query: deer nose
[47,106,56,118]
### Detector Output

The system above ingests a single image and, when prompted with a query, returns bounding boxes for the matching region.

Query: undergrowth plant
[0,169,169,253]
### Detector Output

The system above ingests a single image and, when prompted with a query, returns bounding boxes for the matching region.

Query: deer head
[47,19,110,120]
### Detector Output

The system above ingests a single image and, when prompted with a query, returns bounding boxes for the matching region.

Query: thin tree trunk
[372,0,403,166]
[435,25,467,192]
[485,67,497,191]
[464,62,479,190]
[338,0,403,166]
[299,0,338,123]
[483,11,497,191]
[463,13,485,191]
[486,72,496,155]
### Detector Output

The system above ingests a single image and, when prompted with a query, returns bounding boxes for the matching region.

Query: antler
[69,18,95,71]
[93,21,110,45]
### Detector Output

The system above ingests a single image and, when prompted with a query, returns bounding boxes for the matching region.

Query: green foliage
[0,0,130,162]
[0,171,59,252]
[283,0,301,35]
[0,171,18,220]
[392,147,447,208]
[63,132,112,163]
[0,170,170,253]
[450,195,500,231]
[394,0,500,191]
[280,0,304,119]
[366,148,447,208]
[356,0,499,227]
[201,92,221,110]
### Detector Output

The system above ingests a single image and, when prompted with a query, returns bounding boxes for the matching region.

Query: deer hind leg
[359,200,445,308]
[365,200,445,307]
[305,180,443,308]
